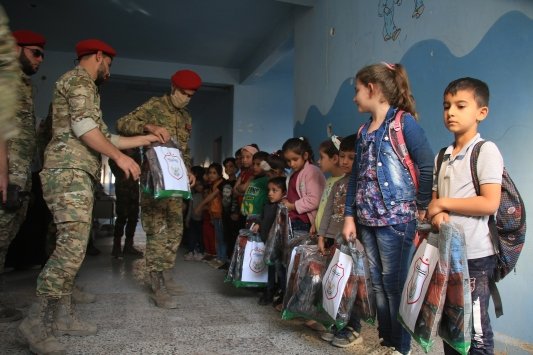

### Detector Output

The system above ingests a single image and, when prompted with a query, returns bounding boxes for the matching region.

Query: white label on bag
[153,146,190,192]
[241,240,268,283]
[322,248,353,319]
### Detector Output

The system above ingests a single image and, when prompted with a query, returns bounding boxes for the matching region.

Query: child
[233,144,260,236]
[427,77,502,355]
[184,166,206,261]
[251,176,286,305]
[281,137,326,234]
[314,136,344,237]
[241,151,270,227]
[196,163,227,268]
[342,63,434,355]
[222,157,239,262]
[317,134,363,348]
[264,151,288,179]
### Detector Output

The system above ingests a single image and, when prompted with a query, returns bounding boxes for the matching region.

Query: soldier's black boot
[123,237,143,257]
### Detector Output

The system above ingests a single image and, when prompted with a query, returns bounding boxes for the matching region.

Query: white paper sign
[153,146,189,192]
[241,240,268,283]
[322,248,353,320]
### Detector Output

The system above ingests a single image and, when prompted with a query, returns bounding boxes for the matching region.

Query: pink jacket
[286,161,326,225]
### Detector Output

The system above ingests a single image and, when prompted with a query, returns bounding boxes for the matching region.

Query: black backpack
[436,140,526,317]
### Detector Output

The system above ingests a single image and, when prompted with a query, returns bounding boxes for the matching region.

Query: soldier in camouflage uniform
[117,69,201,309]
[18,39,160,355]
[108,147,143,258]
[0,30,45,323]
[0,6,19,141]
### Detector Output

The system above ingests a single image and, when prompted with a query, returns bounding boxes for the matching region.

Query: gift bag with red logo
[322,242,356,329]
[142,141,191,199]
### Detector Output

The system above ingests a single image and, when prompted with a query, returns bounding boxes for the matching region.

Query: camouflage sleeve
[116,101,153,136]
[65,75,100,138]
[0,6,19,139]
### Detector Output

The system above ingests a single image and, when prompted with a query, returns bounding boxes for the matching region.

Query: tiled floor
[1,226,444,355]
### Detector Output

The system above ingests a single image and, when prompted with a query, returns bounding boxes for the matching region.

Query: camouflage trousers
[37,168,94,298]
[141,195,183,272]
[0,172,31,274]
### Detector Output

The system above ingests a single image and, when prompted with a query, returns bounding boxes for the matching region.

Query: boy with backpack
[428,77,504,354]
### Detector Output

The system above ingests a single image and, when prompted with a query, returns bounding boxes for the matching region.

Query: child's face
[339,150,355,174]
[207,167,221,183]
[266,168,284,179]
[318,150,339,174]
[284,149,307,172]
[241,150,253,168]
[224,161,237,177]
[252,159,265,176]
[193,182,204,193]
[353,79,373,113]
[443,89,488,137]
[267,183,284,203]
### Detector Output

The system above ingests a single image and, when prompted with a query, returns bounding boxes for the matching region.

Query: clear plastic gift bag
[263,204,286,265]
[141,141,191,199]
[350,239,377,325]
[225,230,267,288]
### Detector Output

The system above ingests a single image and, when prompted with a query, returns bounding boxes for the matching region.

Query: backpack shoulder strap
[356,123,365,139]
[435,147,447,198]
[469,139,504,317]
[388,110,419,190]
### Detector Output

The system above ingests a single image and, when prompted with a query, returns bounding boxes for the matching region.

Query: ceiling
[3,0,315,82]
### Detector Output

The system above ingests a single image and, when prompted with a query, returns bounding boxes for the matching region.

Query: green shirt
[241,175,268,216]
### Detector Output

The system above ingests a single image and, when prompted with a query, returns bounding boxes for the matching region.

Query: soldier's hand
[143,134,160,146]
[115,154,141,181]
[144,124,170,143]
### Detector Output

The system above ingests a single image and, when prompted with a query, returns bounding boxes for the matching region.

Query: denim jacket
[344,107,434,218]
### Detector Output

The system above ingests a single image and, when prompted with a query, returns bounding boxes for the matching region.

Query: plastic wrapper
[350,240,376,325]
[439,224,471,355]
[399,233,440,351]
[225,230,267,288]
[282,245,333,328]
[322,240,357,330]
[141,141,191,199]
[263,204,286,265]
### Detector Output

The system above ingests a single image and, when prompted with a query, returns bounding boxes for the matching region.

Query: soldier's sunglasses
[23,47,45,59]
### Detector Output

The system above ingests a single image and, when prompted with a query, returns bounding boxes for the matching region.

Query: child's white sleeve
[477,142,504,185]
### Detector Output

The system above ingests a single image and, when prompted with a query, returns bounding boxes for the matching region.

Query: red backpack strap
[388,110,419,190]
[356,123,365,139]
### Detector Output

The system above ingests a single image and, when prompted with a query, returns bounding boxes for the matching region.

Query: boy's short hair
[253,151,270,162]
[190,165,205,181]
[444,77,489,107]
[223,157,236,167]
[340,134,357,152]
[268,176,286,193]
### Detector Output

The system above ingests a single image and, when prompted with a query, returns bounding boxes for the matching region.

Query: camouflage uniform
[109,148,141,244]
[0,68,36,274]
[38,66,119,298]
[0,6,19,140]
[117,95,191,272]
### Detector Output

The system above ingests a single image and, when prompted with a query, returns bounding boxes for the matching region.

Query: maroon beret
[75,39,116,59]
[171,70,202,90]
[12,30,46,48]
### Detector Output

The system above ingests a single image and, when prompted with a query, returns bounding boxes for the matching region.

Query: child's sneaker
[330,326,363,348]
[193,251,204,261]
[320,330,335,342]
[184,252,195,261]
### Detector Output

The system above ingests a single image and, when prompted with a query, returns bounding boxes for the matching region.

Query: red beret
[12,30,46,48]
[171,70,202,90]
[75,39,116,59]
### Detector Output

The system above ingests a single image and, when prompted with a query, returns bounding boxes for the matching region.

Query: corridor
[1,226,439,354]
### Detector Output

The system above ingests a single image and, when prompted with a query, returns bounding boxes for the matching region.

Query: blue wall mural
[295,10,533,345]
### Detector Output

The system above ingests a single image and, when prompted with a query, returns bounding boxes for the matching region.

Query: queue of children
[182,62,505,355]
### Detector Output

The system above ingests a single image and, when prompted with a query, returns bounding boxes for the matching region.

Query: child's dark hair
[444,77,489,107]
[339,134,357,152]
[253,151,270,162]
[282,137,315,163]
[266,151,288,171]
[190,165,205,181]
[319,136,342,158]
[208,162,223,177]
[356,62,417,119]
[268,176,287,193]
[234,149,242,157]
[223,157,236,167]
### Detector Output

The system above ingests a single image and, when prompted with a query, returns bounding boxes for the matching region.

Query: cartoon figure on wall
[378,0,425,42]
